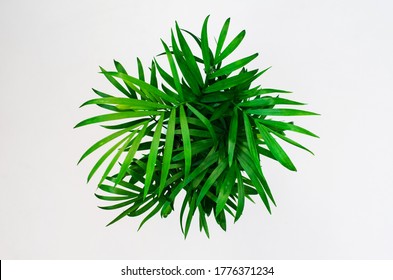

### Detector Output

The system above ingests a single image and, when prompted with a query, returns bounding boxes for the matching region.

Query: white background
[1,0,392,259]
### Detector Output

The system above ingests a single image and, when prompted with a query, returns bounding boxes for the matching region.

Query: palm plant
[75,16,318,238]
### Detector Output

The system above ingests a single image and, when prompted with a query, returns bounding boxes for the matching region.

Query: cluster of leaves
[76,16,318,237]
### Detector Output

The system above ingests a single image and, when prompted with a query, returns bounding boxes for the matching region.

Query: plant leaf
[78,126,132,164]
[103,71,179,104]
[158,108,176,195]
[216,161,237,214]
[201,15,211,75]
[115,122,149,185]
[210,53,258,79]
[161,38,183,100]
[186,104,218,144]
[215,30,246,65]
[144,114,164,197]
[228,107,238,166]
[204,70,257,93]
[258,119,319,138]
[99,66,132,98]
[180,104,192,178]
[255,121,296,171]
[196,159,228,207]
[269,129,314,155]
[175,22,204,87]
[215,18,230,62]
[74,111,159,128]
[81,97,171,110]
[247,108,319,116]
[235,166,245,221]
[237,151,271,213]
[239,97,305,108]
[113,60,137,99]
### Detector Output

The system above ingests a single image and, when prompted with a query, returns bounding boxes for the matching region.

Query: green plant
[75,16,318,237]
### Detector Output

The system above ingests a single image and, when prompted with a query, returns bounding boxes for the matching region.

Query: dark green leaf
[201,15,211,75]
[196,159,228,207]
[237,151,271,213]
[258,119,319,138]
[247,108,319,116]
[180,104,192,178]
[255,121,296,171]
[138,198,166,230]
[175,22,204,87]
[210,53,258,79]
[144,114,164,197]
[240,97,305,108]
[216,161,237,214]
[161,38,183,100]
[215,30,246,65]
[186,104,218,144]
[158,109,176,195]
[215,18,230,62]
[235,167,245,221]
[228,108,238,166]
[81,97,171,110]
[74,111,158,128]
[114,60,137,98]
[115,122,149,185]
[103,71,179,104]
[99,66,132,98]
[204,70,257,93]
[78,126,132,164]
[269,129,314,155]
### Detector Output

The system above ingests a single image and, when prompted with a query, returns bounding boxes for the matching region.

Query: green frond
[76,16,318,238]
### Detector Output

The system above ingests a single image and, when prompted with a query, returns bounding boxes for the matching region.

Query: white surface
[0,0,392,259]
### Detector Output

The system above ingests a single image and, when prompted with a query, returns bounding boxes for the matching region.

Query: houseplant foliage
[76,16,318,237]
